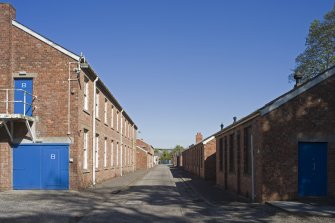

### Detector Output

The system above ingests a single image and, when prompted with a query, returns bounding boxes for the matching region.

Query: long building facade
[183,133,216,181]
[0,4,137,190]
[216,66,335,202]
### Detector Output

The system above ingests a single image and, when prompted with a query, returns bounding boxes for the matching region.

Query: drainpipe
[67,62,80,135]
[251,134,255,201]
[92,77,99,186]
[120,109,124,176]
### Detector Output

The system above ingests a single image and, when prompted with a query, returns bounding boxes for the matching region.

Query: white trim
[260,67,335,115]
[136,146,148,154]
[12,20,80,61]
[202,136,215,145]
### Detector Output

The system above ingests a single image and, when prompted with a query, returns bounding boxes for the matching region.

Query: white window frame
[83,129,88,170]
[124,120,127,136]
[104,98,108,124]
[116,111,119,131]
[95,134,99,169]
[128,146,130,165]
[111,140,114,167]
[96,90,100,118]
[111,105,114,128]
[104,137,107,168]
[84,77,89,111]
[128,123,130,138]
[116,142,119,166]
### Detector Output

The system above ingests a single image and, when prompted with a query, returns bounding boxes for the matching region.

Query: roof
[12,19,137,129]
[136,139,154,154]
[185,135,216,152]
[12,20,80,61]
[215,65,335,137]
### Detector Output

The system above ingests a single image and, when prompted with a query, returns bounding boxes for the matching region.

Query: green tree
[290,5,335,82]
[160,150,172,162]
[171,145,185,157]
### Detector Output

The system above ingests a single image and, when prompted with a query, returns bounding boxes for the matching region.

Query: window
[125,120,127,137]
[128,147,130,165]
[95,90,100,118]
[95,134,99,169]
[84,77,89,111]
[116,111,119,131]
[111,105,114,128]
[219,138,223,171]
[116,142,119,166]
[111,140,114,167]
[244,126,252,174]
[104,137,107,168]
[123,145,127,166]
[128,123,130,138]
[229,133,235,173]
[104,98,108,123]
[83,129,88,170]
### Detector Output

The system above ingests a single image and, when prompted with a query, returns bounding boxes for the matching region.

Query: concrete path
[267,201,335,217]
[0,165,334,222]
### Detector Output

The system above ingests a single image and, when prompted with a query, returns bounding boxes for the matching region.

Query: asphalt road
[0,165,334,223]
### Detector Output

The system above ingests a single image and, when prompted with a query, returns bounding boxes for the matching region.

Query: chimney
[196,132,203,144]
[233,116,237,123]
[0,3,16,91]
[294,71,303,88]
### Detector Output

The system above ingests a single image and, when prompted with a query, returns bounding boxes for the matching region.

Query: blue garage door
[298,142,327,197]
[13,144,69,190]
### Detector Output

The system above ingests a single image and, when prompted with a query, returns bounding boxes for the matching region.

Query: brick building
[216,66,335,202]
[183,133,216,181]
[0,3,137,190]
[136,139,154,170]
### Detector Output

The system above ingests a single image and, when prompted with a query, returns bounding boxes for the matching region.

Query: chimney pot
[294,71,303,88]
[220,123,224,130]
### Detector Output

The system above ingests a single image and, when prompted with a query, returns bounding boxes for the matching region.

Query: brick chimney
[0,3,16,90]
[196,132,203,144]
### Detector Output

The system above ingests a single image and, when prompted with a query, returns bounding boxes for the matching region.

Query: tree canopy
[290,5,335,82]
[171,145,185,157]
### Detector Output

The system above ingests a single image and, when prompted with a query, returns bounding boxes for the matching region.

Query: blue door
[13,144,69,190]
[14,78,33,116]
[298,142,327,197]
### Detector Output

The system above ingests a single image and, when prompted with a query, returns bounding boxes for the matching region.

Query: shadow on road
[0,165,331,223]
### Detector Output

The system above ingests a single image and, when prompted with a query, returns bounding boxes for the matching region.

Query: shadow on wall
[260,76,335,201]
[204,153,216,181]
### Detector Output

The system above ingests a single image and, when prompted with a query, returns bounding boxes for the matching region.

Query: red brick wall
[260,73,335,202]
[0,3,137,190]
[216,117,261,200]
[136,148,148,170]
[204,139,216,181]
[215,71,335,203]
[182,138,216,181]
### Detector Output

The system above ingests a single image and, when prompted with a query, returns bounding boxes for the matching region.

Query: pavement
[0,165,334,222]
[267,201,335,217]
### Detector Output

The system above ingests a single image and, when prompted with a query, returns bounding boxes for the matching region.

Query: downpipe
[92,77,99,186]
[67,61,81,136]
[120,109,124,176]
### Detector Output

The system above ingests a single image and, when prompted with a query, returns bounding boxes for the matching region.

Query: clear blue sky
[8,0,334,148]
